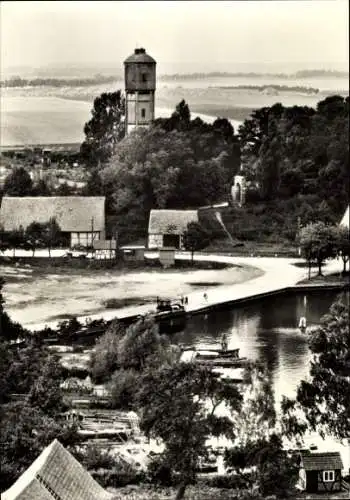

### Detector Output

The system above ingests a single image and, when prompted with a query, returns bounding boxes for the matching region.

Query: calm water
[175,289,346,402]
[178,289,350,468]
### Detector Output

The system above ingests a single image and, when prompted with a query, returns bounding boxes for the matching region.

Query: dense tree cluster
[239,96,349,216]
[99,100,240,242]
[0,217,63,257]
[299,221,350,277]
[0,280,77,491]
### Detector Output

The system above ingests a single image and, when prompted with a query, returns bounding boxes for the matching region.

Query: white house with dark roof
[2,439,114,500]
[0,196,105,248]
[148,209,198,249]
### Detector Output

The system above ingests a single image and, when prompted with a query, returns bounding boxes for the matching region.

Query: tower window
[142,73,147,82]
[141,108,146,118]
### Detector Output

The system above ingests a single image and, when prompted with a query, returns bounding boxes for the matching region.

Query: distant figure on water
[221,333,228,352]
[299,316,307,333]
[203,292,208,302]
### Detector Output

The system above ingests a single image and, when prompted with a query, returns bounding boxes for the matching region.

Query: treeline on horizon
[211,84,319,94]
[0,75,117,88]
[1,68,348,89]
[158,69,349,80]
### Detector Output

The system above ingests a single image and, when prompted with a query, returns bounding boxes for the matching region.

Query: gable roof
[0,197,105,233]
[148,209,198,235]
[301,452,343,471]
[2,439,114,500]
[340,205,349,228]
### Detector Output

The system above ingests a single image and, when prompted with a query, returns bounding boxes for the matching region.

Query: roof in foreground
[148,209,198,235]
[2,439,114,500]
[301,451,344,471]
[0,196,105,232]
[340,205,349,228]
[124,47,156,64]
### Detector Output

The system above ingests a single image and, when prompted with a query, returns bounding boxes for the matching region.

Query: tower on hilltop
[124,47,156,135]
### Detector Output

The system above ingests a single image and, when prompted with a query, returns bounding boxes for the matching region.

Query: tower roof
[124,48,156,64]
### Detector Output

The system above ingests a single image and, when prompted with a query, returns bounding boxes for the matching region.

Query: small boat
[194,348,241,359]
[153,299,187,334]
[195,356,248,368]
[182,347,248,368]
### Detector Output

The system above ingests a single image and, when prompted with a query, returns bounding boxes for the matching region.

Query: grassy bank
[0,256,229,273]
[297,271,350,286]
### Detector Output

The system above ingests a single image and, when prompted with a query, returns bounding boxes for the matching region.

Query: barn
[298,451,343,494]
[148,209,198,249]
[0,196,105,248]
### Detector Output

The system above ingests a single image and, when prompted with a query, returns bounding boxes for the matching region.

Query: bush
[204,473,252,489]
[91,467,145,488]
[74,443,115,470]
[147,454,175,486]
[108,368,140,410]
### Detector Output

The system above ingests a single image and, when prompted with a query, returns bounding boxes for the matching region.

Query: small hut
[298,451,343,494]
[148,209,198,249]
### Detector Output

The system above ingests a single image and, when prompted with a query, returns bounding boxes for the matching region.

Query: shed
[159,247,175,267]
[0,196,105,248]
[122,246,145,261]
[299,451,343,494]
[1,439,114,500]
[148,209,198,249]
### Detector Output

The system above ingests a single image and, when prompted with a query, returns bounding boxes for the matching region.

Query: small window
[141,108,146,118]
[142,73,147,82]
[323,470,335,482]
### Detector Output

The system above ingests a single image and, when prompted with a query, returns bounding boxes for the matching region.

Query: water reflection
[180,289,346,402]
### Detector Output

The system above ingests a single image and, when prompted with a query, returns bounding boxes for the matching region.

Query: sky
[1,0,349,75]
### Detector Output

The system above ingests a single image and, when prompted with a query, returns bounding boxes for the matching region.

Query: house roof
[301,452,343,471]
[340,205,349,228]
[148,209,198,235]
[2,439,114,500]
[0,196,105,233]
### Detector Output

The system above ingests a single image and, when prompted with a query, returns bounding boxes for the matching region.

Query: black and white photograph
[0,1,349,499]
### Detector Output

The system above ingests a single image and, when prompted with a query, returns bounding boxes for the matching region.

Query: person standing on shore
[221,333,228,352]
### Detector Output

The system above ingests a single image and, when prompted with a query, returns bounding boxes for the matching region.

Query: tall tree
[3,167,33,196]
[136,362,242,500]
[299,222,338,277]
[183,221,211,262]
[80,91,125,168]
[42,217,62,257]
[225,434,299,499]
[25,221,46,257]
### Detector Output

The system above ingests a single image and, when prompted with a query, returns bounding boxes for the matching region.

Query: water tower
[124,47,156,135]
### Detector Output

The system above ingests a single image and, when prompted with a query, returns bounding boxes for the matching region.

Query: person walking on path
[184,296,188,305]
